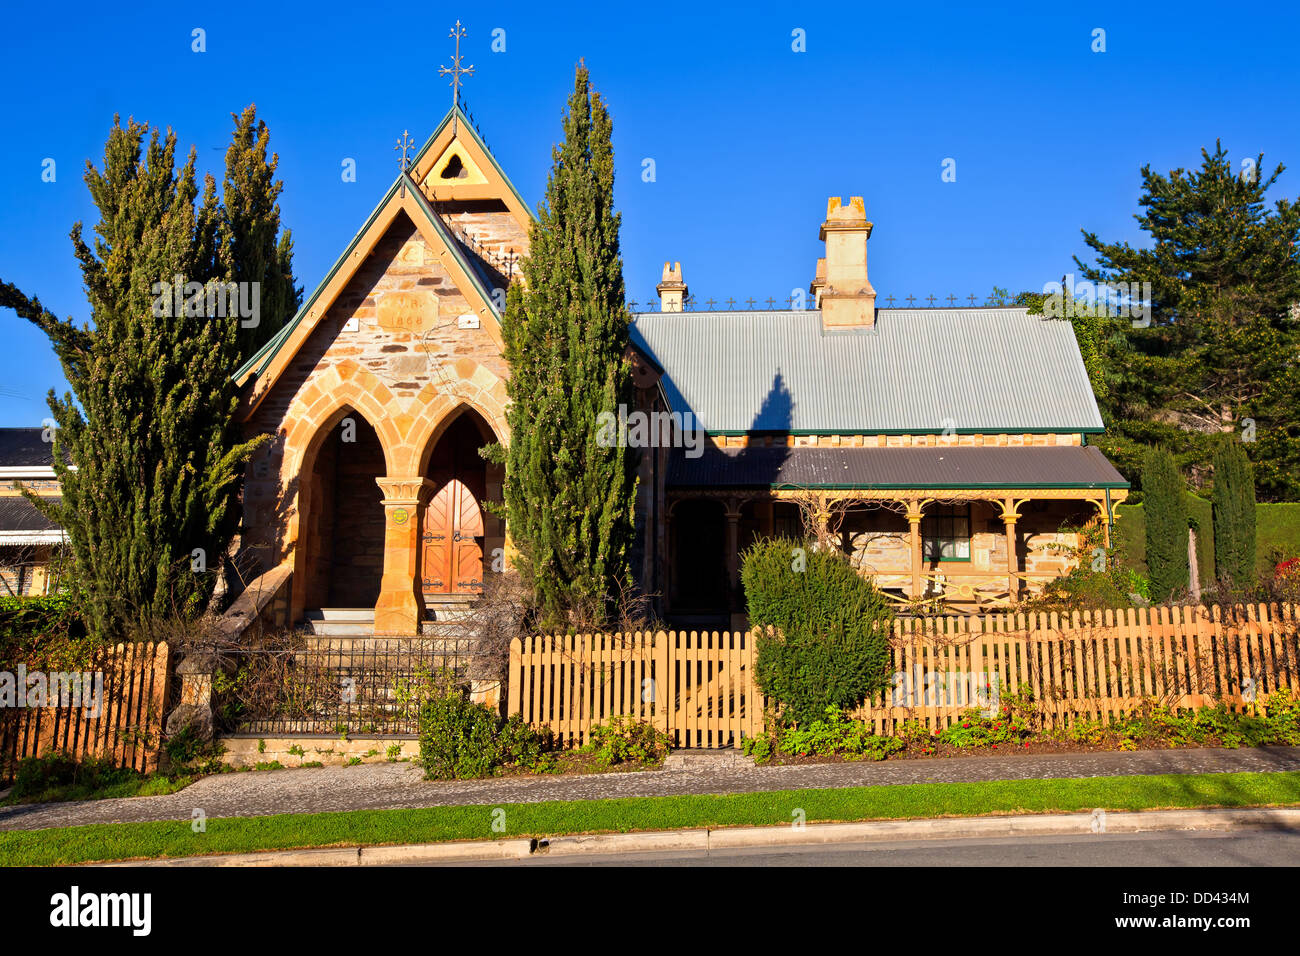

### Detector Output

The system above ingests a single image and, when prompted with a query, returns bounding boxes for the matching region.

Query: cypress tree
[1212,440,1257,587]
[0,118,264,637]
[493,64,638,625]
[219,104,301,360]
[1143,447,1190,602]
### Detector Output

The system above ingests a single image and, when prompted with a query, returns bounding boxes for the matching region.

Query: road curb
[102,806,1300,866]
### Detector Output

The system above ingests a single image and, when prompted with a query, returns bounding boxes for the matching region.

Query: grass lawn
[3,770,1298,866]
[1117,499,1300,582]
[1257,502,1300,576]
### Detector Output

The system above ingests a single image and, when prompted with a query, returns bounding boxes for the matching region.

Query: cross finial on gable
[440,20,475,135]
[395,129,415,196]
[395,130,415,172]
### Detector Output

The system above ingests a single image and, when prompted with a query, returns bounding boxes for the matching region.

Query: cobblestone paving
[2,747,1298,832]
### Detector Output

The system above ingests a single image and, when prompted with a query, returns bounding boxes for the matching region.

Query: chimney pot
[656,261,687,312]
[814,196,876,329]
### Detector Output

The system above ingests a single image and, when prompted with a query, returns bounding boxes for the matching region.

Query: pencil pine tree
[0,118,265,637]
[1142,447,1190,602]
[219,104,301,361]
[492,65,638,626]
[1211,440,1257,587]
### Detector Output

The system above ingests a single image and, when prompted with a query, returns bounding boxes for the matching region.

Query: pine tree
[1212,440,1257,587]
[219,104,301,360]
[493,65,638,626]
[1142,447,1190,602]
[0,118,264,637]
[1076,142,1300,500]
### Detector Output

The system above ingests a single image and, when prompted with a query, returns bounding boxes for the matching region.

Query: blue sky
[1,1,1298,426]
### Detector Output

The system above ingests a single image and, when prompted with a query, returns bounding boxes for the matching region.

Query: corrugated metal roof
[0,429,59,468]
[629,309,1105,434]
[0,496,62,532]
[667,445,1128,490]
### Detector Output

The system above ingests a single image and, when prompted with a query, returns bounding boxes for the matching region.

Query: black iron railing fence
[213,637,476,736]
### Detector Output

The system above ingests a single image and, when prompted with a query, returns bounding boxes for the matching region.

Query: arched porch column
[373,476,433,635]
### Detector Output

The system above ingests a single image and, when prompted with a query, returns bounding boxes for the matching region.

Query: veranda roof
[0,495,64,545]
[665,444,1128,491]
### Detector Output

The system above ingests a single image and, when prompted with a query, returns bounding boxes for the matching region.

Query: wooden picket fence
[509,630,760,749]
[0,642,170,782]
[508,604,1300,747]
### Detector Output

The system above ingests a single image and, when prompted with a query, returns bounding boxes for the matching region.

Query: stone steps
[424,594,479,623]
[303,608,374,637]
[303,603,481,636]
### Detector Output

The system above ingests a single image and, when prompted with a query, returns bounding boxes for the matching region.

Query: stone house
[231,104,1129,635]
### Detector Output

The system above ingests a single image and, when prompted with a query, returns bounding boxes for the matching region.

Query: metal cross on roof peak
[395,130,415,172]
[395,130,416,197]
[440,20,475,134]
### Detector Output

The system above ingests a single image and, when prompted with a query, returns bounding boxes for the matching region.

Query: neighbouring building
[228,102,1130,635]
[0,428,66,597]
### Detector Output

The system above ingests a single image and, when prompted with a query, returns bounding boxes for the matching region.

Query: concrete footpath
[3,745,1299,833]
[106,806,1300,867]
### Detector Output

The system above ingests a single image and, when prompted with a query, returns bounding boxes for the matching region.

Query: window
[923,504,971,561]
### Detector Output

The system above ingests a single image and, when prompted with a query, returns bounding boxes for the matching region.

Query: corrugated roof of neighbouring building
[666,445,1129,490]
[628,309,1106,435]
[0,496,62,532]
[0,428,61,468]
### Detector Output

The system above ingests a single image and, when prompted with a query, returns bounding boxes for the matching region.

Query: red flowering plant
[937,707,1031,749]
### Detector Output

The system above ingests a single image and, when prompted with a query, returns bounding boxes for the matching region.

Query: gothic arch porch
[296,408,387,612]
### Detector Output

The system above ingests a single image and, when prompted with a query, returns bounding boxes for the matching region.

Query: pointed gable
[235,105,534,419]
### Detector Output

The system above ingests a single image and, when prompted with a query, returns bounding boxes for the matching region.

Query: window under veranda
[923,504,971,561]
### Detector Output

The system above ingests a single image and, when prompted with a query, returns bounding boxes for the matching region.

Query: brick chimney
[656,261,687,312]
[811,197,876,329]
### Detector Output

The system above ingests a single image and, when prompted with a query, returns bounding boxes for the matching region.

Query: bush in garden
[9,751,138,800]
[937,709,1029,749]
[0,594,94,670]
[779,707,903,761]
[742,536,894,727]
[417,676,554,780]
[581,716,672,768]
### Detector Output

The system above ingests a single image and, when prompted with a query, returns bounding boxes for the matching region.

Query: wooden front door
[421,415,487,596]
[421,479,484,594]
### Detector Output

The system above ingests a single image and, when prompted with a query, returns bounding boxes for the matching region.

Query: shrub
[0,594,94,670]
[742,536,894,727]
[741,733,773,764]
[779,707,903,761]
[417,678,554,780]
[937,709,1029,749]
[9,751,138,800]
[582,716,672,768]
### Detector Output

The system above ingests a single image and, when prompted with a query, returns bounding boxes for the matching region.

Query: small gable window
[440,154,468,180]
[923,504,971,561]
